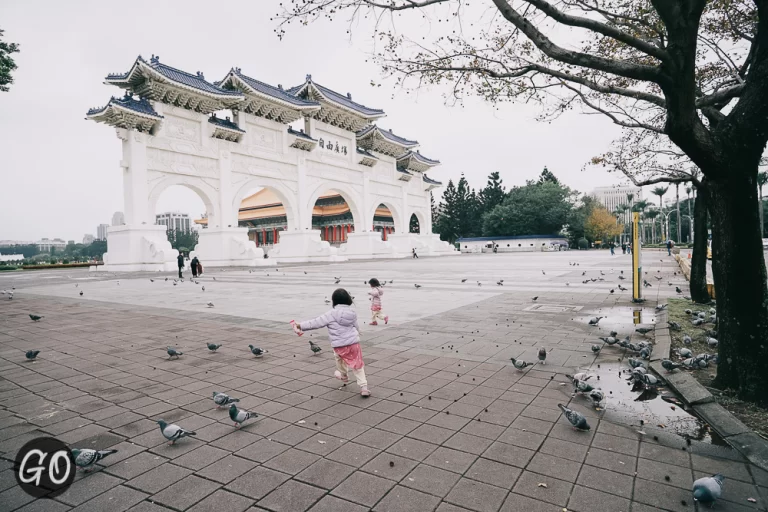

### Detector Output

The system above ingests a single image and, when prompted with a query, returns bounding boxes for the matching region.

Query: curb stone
[651,323,768,472]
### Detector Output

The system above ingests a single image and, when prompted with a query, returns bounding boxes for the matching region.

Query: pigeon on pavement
[588,389,604,407]
[558,403,590,431]
[157,420,196,445]
[167,347,182,359]
[248,345,265,357]
[207,343,222,352]
[25,350,40,360]
[588,316,604,325]
[537,348,548,364]
[229,403,258,428]
[532,296,538,301]
[510,358,531,370]
[627,357,645,369]
[693,474,724,505]
[212,391,240,408]
[29,314,42,322]
[591,344,601,354]
[676,286,683,294]
[635,327,653,336]
[207,302,214,308]
[414,284,422,289]
[309,340,322,354]
[71,448,118,472]
[655,303,668,311]
[661,359,682,372]
[574,379,594,393]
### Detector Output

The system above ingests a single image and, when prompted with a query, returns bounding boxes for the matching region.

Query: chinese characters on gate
[318,139,347,155]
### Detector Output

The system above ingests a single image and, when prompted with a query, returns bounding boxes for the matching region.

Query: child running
[292,289,370,397]
[367,278,388,326]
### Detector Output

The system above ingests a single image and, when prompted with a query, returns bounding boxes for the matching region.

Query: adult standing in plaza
[412,248,419,259]
[177,252,185,279]
[190,256,200,278]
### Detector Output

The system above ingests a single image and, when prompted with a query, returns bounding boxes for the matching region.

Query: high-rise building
[82,234,95,245]
[156,212,191,232]
[591,185,643,213]
[97,224,109,240]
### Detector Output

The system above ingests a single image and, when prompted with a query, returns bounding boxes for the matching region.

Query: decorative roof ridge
[397,149,440,165]
[222,68,321,109]
[287,126,317,141]
[86,94,163,118]
[208,113,244,132]
[423,174,442,185]
[288,75,385,117]
[357,125,419,147]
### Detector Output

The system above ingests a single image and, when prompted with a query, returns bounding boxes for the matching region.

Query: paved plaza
[0,250,766,512]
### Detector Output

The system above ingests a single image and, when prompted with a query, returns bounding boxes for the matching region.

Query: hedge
[22,262,102,270]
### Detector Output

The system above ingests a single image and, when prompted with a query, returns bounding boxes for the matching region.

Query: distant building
[156,212,191,232]
[0,240,33,247]
[67,240,75,246]
[82,234,95,245]
[97,224,109,240]
[36,238,68,252]
[112,211,125,226]
[591,185,643,213]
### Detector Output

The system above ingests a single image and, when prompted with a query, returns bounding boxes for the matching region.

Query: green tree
[478,171,506,214]
[651,186,669,241]
[0,244,39,258]
[483,181,574,237]
[435,179,459,243]
[566,194,599,246]
[646,209,660,244]
[0,29,19,92]
[454,174,482,239]
[538,167,559,185]
[84,240,107,260]
[409,214,420,233]
[167,228,199,252]
[430,191,438,227]
[632,200,650,243]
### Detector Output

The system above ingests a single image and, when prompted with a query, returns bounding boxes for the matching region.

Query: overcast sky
[0,0,628,242]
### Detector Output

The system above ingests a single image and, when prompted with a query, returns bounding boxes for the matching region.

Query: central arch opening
[234,187,288,254]
[312,190,355,245]
[154,185,207,256]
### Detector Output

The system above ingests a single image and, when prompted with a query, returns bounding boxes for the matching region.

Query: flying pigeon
[591,344,601,354]
[635,327,653,336]
[29,314,42,322]
[600,271,605,276]
[582,271,587,276]
[229,403,258,428]
[589,389,604,407]
[212,391,240,408]
[248,345,265,357]
[309,340,322,354]
[542,270,546,275]
[497,281,503,286]
[537,348,548,364]
[692,474,724,505]
[510,358,531,370]
[566,372,593,383]
[477,282,482,286]
[414,284,422,289]
[157,419,196,445]
[558,403,590,431]
[335,279,341,284]
[71,448,118,472]
[167,347,182,359]
[661,359,682,372]
[654,275,663,281]
[150,279,154,282]
[324,298,331,304]
[202,286,205,291]
[643,281,652,288]
[588,316,603,325]
[207,343,222,352]
[25,350,40,360]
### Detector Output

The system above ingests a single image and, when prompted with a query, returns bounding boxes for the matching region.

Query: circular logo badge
[14,437,75,498]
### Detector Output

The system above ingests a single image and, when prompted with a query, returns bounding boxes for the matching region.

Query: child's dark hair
[332,288,353,307]
[368,278,381,287]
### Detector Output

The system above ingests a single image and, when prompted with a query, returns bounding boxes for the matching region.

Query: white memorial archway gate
[87,55,456,270]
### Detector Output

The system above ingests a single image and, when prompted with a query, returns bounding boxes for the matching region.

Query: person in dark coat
[191,256,200,278]
[177,252,185,279]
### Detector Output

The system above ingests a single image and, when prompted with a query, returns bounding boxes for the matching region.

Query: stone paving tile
[566,485,631,512]
[173,444,230,470]
[15,498,73,512]
[262,447,321,475]
[512,470,573,507]
[575,463,634,499]
[186,489,254,512]
[423,446,478,474]
[466,457,522,489]
[444,478,509,512]
[58,471,123,506]
[194,454,257,484]
[125,462,192,494]
[104,451,166,480]
[373,485,442,512]
[332,471,397,507]
[68,485,147,512]
[295,458,355,489]
[224,466,290,500]
[498,493,563,512]
[258,479,326,512]
[307,495,369,512]
[150,474,222,511]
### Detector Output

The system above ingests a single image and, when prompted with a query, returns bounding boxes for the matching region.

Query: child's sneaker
[384,316,389,325]
[334,370,349,383]
[360,386,371,397]
[369,322,378,326]
[290,320,303,337]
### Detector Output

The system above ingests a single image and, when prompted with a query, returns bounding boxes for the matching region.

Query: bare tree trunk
[706,175,768,406]
[760,185,764,238]
[690,184,709,304]
[688,192,694,242]
[676,184,682,243]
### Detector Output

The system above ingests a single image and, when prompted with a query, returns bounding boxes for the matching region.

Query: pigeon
[79,291,84,296]
[640,347,652,360]
[207,343,222,352]
[668,321,681,331]
[609,288,614,293]
[212,391,240,408]
[635,327,653,336]
[599,336,618,345]
[309,340,322,354]
[682,334,692,345]
[207,302,214,308]
[167,347,182,359]
[676,287,683,294]
[588,389,604,407]
[150,279,154,282]
[685,309,692,315]
[654,275,663,281]
[574,379,594,393]
[157,420,196,445]
[692,474,724,505]
[706,337,719,348]
[582,271,587,276]
[566,282,570,286]
[248,345,265,357]
[588,316,603,325]
[558,403,590,431]
[600,271,605,276]
[335,279,341,284]
[566,372,593,383]
[709,308,716,315]
[655,303,668,311]
[661,359,682,372]
[414,284,422,289]
[609,331,618,337]
[618,275,626,280]
[677,348,693,358]
[202,286,205,292]
[537,348,548,364]
[698,312,706,319]
[477,282,482,286]
[627,357,645,368]
[618,285,627,291]
[532,296,538,301]
[229,403,258,428]
[591,344,601,354]
[29,314,42,322]
[542,270,546,275]
[71,448,118,472]
[324,299,331,305]
[497,281,503,286]
[25,350,40,360]
[461,278,467,282]
[644,281,652,288]
[692,318,705,326]
[510,358,531,370]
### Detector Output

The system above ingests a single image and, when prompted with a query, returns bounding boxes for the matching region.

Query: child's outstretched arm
[299,311,334,332]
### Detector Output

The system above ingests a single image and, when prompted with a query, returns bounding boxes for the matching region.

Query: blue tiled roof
[225,69,319,108]
[87,95,162,118]
[288,126,317,141]
[356,147,378,159]
[410,151,440,165]
[357,125,418,147]
[107,56,242,98]
[396,167,412,175]
[423,175,442,185]
[288,78,384,117]
[209,115,244,132]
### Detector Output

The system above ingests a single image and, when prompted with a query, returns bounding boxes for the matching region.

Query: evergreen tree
[479,172,506,214]
[435,179,459,243]
[0,29,19,93]
[538,167,560,185]
[430,191,438,226]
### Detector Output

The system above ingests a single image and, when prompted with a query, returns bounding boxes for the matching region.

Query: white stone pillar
[122,131,149,225]
[297,156,309,230]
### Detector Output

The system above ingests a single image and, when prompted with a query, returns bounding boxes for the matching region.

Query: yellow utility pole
[632,212,642,301]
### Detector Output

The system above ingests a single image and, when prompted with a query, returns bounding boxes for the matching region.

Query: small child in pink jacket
[367,278,388,326]
[292,288,370,397]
